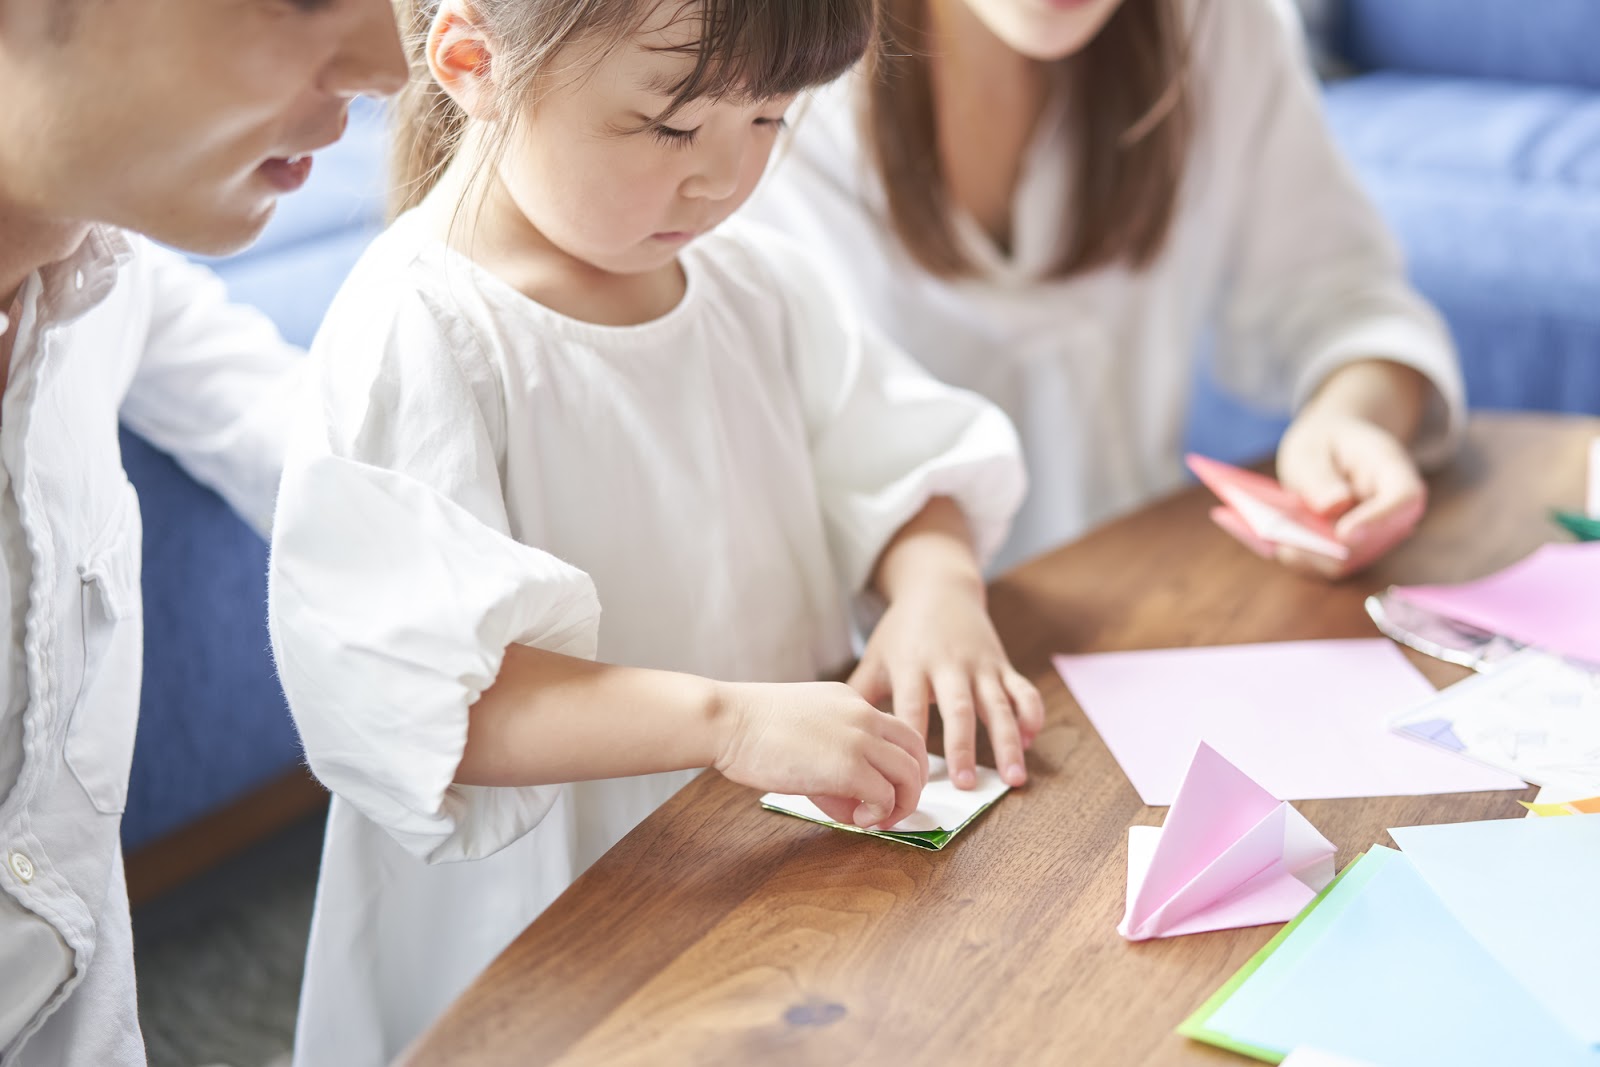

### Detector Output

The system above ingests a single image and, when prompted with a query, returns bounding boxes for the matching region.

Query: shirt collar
[34,225,134,326]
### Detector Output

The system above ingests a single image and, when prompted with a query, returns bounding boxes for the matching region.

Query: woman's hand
[1230,360,1433,579]
[1271,407,1427,579]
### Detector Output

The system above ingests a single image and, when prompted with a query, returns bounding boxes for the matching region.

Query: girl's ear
[427,1,497,120]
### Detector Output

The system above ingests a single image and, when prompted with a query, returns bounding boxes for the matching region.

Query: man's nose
[320,0,410,99]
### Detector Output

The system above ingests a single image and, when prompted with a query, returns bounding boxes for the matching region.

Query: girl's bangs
[648,0,875,116]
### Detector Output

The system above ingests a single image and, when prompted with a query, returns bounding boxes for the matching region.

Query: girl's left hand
[1269,408,1427,579]
[848,578,1043,790]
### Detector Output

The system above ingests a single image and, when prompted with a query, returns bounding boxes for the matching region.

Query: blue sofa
[123,4,1600,869]
[1189,0,1600,460]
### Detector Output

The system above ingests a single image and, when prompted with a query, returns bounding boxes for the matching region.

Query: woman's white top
[268,212,1025,1065]
[748,0,1464,569]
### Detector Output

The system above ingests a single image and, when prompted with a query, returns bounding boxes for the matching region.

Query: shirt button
[9,851,34,884]
[74,269,86,291]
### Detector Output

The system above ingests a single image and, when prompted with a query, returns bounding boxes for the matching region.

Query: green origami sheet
[760,756,1010,850]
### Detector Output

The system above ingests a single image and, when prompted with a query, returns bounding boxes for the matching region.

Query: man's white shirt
[0,228,299,1065]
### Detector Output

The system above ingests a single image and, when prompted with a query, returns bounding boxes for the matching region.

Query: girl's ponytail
[389,0,470,218]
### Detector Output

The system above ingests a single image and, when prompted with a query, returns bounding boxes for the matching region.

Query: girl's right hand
[711,680,929,830]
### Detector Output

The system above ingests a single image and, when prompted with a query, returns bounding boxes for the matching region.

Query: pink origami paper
[1119,743,1337,941]
[1187,453,1349,561]
[1391,542,1600,668]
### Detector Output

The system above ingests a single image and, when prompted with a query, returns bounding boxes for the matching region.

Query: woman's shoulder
[1188,0,1314,87]
[1179,0,1325,172]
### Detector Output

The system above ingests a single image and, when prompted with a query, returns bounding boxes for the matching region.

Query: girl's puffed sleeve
[744,224,1028,591]
[268,278,599,864]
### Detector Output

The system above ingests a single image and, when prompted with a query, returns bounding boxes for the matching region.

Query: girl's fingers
[931,670,979,790]
[1003,668,1045,747]
[846,656,891,707]
[812,795,861,825]
[825,748,896,828]
[864,738,927,828]
[812,711,928,827]
[976,670,1026,786]
[890,671,931,741]
[876,709,931,785]
[850,774,897,828]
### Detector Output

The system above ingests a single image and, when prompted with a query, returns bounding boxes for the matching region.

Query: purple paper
[1054,639,1525,805]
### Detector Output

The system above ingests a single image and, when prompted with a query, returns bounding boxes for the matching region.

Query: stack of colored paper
[1390,649,1600,796]
[1523,794,1600,817]
[1388,542,1600,668]
[1181,814,1600,1066]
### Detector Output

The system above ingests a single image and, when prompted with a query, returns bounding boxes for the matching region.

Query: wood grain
[399,413,1598,1067]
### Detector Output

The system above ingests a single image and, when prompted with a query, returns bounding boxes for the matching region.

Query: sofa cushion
[1322,72,1600,413]
[1340,0,1600,91]
[120,430,300,851]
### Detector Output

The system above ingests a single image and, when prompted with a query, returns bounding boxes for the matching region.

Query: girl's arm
[847,497,1044,791]
[461,644,929,830]
[271,281,929,865]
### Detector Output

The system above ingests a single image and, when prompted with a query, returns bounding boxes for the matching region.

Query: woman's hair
[391,0,878,218]
[862,0,1194,279]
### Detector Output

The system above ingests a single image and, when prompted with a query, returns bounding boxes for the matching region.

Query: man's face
[0,0,408,255]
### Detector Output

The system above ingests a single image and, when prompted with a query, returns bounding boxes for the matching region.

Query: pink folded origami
[1187,453,1349,561]
[1120,742,1337,941]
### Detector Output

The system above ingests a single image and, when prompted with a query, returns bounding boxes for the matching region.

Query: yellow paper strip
[1519,796,1600,817]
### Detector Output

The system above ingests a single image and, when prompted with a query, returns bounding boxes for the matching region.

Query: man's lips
[257,154,314,192]
[257,110,349,194]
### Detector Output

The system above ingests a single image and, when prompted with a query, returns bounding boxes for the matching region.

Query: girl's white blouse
[269,213,1025,1064]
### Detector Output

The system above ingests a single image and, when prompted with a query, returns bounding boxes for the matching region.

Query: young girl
[268,1,1041,1061]
[748,0,1467,576]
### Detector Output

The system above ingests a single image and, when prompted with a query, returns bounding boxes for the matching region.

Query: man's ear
[428,2,497,120]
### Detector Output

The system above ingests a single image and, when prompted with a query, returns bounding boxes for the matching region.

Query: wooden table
[400,413,1598,1067]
